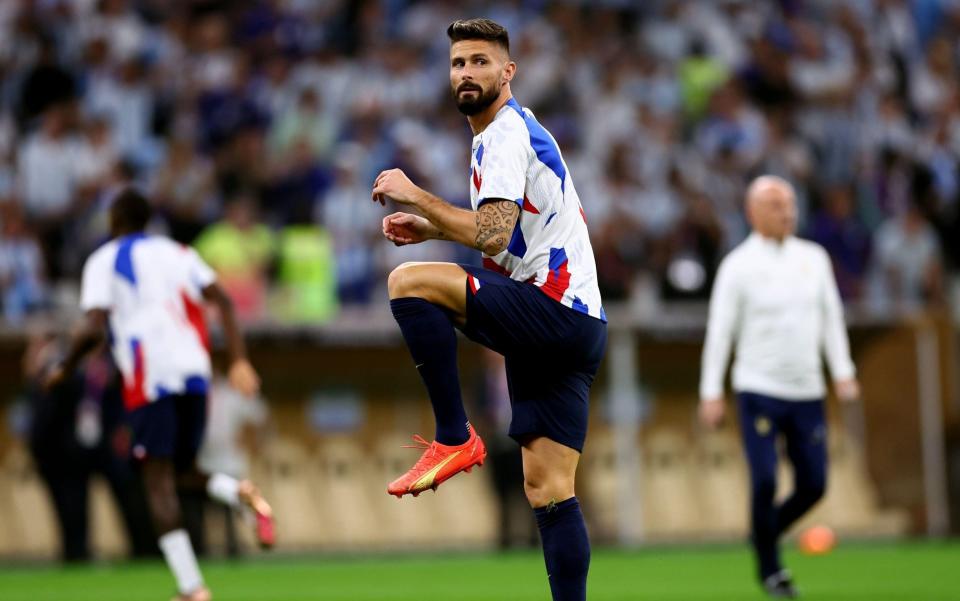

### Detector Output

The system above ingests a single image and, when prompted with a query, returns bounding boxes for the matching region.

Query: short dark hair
[447,18,509,54]
[110,187,151,233]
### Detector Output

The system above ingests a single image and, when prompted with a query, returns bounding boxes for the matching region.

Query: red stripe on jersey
[522,196,540,214]
[540,258,572,302]
[579,206,587,224]
[123,340,147,411]
[482,257,512,277]
[472,167,482,192]
[468,275,479,295]
[181,291,210,351]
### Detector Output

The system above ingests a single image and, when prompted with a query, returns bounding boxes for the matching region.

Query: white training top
[197,377,268,477]
[469,97,605,322]
[699,233,856,401]
[80,234,217,409]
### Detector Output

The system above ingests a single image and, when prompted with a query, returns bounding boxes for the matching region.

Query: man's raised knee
[388,262,420,299]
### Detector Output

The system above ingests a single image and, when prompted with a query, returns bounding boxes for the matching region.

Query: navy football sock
[390,297,469,445]
[535,497,590,601]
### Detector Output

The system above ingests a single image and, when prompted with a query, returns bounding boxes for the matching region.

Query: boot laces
[401,435,440,477]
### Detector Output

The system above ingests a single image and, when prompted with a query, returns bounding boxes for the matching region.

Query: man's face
[749,187,797,240]
[449,40,512,116]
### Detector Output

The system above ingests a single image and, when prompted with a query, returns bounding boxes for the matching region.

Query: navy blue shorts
[127,393,207,471]
[459,265,607,452]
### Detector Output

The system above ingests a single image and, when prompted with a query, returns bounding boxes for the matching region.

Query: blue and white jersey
[469,97,605,322]
[80,234,216,409]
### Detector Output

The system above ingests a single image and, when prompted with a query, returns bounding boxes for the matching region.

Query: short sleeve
[186,246,217,290]
[477,128,528,207]
[80,248,113,311]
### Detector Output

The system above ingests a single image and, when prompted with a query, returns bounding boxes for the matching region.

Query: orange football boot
[387,424,487,498]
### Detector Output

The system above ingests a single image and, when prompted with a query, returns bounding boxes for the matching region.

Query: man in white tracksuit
[699,175,860,599]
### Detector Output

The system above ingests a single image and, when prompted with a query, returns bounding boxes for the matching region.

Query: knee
[144,476,181,533]
[523,479,550,508]
[752,472,777,500]
[388,262,420,299]
[797,473,826,504]
[523,475,574,509]
[147,489,181,534]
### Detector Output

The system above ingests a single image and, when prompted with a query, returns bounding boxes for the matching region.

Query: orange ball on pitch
[799,525,836,555]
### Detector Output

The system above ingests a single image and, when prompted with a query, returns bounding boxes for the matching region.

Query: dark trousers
[35,445,158,561]
[737,392,828,580]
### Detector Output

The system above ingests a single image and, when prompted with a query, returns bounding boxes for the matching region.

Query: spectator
[660,176,724,301]
[698,80,768,169]
[274,204,337,323]
[806,185,872,301]
[0,202,48,323]
[85,58,156,166]
[151,136,217,244]
[269,88,337,163]
[679,38,729,120]
[76,0,148,64]
[318,145,384,306]
[16,104,80,279]
[909,36,956,118]
[194,194,275,322]
[16,38,76,127]
[74,116,119,195]
[868,198,945,312]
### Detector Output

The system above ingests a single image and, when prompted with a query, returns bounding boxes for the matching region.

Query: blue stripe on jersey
[545,212,557,227]
[507,220,527,258]
[571,295,589,314]
[600,306,607,322]
[114,233,146,286]
[548,246,567,275]
[506,98,566,192]
[475,142,484,166]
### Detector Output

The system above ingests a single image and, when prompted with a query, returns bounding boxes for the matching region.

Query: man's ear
[502,60,517,83]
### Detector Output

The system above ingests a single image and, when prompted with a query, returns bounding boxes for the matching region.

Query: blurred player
[699,176,860,598]
[371,18,606,601]
[46,189,275,601]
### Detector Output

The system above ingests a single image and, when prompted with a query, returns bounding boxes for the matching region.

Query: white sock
[206,473,240,507]
[158,529,204,594]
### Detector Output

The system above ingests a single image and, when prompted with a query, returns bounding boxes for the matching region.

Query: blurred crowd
[0,0,959,325]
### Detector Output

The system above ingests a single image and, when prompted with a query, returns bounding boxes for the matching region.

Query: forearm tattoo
[474,201,520,254]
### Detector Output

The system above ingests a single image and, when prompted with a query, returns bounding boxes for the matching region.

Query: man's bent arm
[202,282,248,365]
[412,190,520,256]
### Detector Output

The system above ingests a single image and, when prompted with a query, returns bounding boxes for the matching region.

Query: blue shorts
[127,393,207,471]
[459,265,607,452]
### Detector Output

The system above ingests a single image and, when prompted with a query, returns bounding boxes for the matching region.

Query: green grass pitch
[1,541,957,600]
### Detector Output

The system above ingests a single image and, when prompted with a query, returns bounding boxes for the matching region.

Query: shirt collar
[749,232,793,253]
[473,97,520,142]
